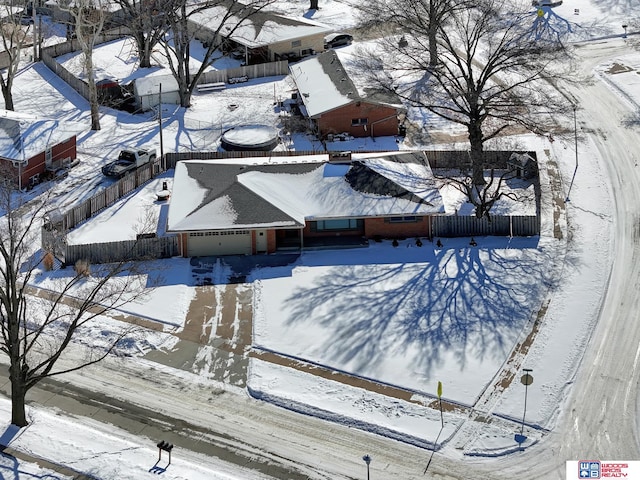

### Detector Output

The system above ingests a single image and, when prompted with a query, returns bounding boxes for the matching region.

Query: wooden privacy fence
[65,236,179,265]
[41,158,170,265]
[432,215,540,237]
[198,60,289,85]
[62,159,161,231]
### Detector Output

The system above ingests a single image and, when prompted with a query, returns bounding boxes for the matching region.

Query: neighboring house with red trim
[289,50,403,139]
[0,110,85,190]
[166,151,444,257]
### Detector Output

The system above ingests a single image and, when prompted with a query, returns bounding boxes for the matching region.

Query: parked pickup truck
[101,147,156,178]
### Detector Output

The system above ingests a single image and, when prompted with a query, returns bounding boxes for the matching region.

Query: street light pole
[574,104,578,172]
[362,454,371,480]
[521,369,534,436]
[566,105,579,202]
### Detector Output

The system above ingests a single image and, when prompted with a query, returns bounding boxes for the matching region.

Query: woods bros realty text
[567,461,639,478]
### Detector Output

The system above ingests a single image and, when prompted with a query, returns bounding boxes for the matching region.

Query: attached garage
[187,230,252,256]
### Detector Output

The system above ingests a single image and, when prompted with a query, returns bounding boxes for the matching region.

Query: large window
[388,216,418,223]
[313,219,362,231]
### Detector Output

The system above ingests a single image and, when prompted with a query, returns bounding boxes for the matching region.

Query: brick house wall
[364,216,432,239]
[316,101,399,138]
[252,229,277,253]
[52,136,77,165]
[2,135,77,189]
[177,232,187,257]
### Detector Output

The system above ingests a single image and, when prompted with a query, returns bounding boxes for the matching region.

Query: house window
[189,230,250,237]
[351,118,368,126]
[313,219,362,231]
[388,216,418,223]
[292,40,302,47]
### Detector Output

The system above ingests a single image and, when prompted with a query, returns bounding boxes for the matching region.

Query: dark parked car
[324,33,353,50]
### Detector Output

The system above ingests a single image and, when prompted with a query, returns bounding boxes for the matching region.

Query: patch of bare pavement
[144,284,252,387]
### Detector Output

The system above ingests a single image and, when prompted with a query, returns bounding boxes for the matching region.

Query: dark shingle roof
[184,162,320,227]
[317,50,360,101]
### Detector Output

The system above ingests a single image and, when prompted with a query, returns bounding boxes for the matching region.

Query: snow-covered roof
[289,50,401,118]
[0,110,85,162]
[167,151,445,232]
[133,74,179,96]
[189,3,332,49]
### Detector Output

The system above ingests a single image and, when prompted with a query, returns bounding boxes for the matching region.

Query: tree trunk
[136,33,152,68]
[468,121,484,186]
[85,51,101,131]
[310,0,318,10]
[9,364,27,427]
[1,84,14,111]
[179,88,191,108]
[427,1,438,67]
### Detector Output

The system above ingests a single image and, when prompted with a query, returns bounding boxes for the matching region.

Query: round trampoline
[220,125,280,151]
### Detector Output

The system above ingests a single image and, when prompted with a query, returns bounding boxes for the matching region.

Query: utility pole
[159,83,164,169]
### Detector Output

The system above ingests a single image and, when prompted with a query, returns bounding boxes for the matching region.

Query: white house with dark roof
[289,50,403,139]
[167,151,444,257]
[0,110,85,189]
[188,2,332,64]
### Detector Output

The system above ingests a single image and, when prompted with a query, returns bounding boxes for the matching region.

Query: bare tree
[60,0,106,130]
[356,0,466,68]
[0,4,33,110]
[0,182,150,427]
[112,0,178,68]
[358,0,570,217]
[159,0,275,108]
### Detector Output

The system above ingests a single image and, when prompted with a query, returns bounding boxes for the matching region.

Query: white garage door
[187,230,252,256]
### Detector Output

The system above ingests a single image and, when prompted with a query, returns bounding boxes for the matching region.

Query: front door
[256,230,268,253]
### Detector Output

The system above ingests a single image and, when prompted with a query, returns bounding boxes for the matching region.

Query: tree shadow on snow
[283,241,556,385]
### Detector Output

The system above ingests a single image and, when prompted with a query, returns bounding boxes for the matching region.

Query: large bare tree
[356,0,466,68]
[159,0,275,107]
[112,0,178,68]
[0,4,33,110]
[0,181,150,426]
[359,0,571,217]
[60,0,106,130]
